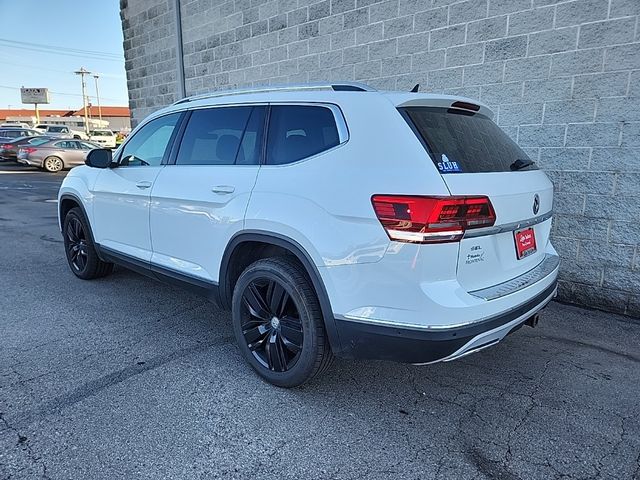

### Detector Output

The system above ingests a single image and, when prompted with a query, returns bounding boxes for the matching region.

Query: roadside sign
[21,87,50,104]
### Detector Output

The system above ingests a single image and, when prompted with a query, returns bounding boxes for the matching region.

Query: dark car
[0,136,51,162]
[0,128,41,142]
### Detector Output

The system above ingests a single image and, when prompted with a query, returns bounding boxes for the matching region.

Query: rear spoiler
[389,94,494,118]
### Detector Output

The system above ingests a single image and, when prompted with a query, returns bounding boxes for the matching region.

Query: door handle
[211,185,235,194]
[136,181,152,189]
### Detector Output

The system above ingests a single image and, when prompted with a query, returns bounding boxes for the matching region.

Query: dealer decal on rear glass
[436,154,462,173]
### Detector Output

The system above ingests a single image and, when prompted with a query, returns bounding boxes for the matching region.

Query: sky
[0,0,128,110]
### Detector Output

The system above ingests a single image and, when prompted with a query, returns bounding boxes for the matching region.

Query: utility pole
[93,74,102,124]
[74,67,91,135]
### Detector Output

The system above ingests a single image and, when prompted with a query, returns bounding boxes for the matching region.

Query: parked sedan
[0,136,51,162]
[0,127,42,142]
[17,139,100,172]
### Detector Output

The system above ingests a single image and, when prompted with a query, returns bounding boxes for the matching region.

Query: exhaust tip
[525,313,540,328]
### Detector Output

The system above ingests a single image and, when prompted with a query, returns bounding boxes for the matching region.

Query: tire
[43,156,64,173]
[232,257,334,387]
[62,207,113,280]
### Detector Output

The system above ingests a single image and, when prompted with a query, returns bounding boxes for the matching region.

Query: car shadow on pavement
[2,199,639,479]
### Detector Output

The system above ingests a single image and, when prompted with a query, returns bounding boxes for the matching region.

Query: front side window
[266,105,340,165]
[120,113,181,167]
[176,106,264,166]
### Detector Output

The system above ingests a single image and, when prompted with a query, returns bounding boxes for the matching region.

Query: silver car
[17,139,100,172]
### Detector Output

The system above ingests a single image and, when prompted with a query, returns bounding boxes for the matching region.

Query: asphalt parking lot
[1,164,639,480]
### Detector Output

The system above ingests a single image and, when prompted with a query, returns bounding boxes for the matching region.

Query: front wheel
[232,257,333,387]
[43,156,64,173]
[63,207,113,279]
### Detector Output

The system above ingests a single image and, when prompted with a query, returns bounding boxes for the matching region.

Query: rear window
[401,107,537,173]
[266,105,340,165]
[48,126,67,133]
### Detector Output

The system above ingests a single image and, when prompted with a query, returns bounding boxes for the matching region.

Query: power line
[0,38,123,59]
[0,41,124,63]
[0,57,126,79]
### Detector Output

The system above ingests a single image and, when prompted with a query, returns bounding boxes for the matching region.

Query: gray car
[17,139,100,172]
[0,127,42,142]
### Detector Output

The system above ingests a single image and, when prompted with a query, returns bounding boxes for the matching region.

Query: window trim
[263,102,350,167]
[116,101,349,169]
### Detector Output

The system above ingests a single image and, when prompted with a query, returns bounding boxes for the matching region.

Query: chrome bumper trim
[416,287,557,365]
[464,210,553,238]
[469,253,560,301]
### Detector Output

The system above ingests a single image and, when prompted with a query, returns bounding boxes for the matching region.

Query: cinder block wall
[120,0,640,316]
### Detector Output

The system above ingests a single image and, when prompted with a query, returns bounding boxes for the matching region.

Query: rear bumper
[334,281,557,364]
[17,157,41,167]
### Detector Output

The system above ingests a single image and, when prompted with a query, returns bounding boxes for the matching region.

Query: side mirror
[85,148,113,168]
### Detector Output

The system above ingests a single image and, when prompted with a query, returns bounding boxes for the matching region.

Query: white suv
[57,83,559,387]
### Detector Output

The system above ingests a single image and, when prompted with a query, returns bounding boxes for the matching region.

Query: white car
[35,124,87,140]
[57,83,559,387]
[89,129,117,148]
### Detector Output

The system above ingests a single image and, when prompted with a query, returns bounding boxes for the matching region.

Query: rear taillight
[0,144,11,149]
[371,195,496,243]
[22,147,37,154]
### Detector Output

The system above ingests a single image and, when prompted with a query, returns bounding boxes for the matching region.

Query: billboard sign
[21,87,50,104]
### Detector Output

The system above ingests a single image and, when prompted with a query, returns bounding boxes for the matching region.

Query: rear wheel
[63,207,113,279]
[43,156,63,173]
[232,257,333,387]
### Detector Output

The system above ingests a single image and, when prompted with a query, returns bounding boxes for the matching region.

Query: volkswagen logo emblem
[533,194,540,215]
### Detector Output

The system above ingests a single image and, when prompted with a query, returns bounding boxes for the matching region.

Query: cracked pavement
[1,165,639,479]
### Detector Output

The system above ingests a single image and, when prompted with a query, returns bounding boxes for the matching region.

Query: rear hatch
[400,104,553,292]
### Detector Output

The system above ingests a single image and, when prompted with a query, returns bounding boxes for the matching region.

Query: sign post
[20,88,50,124]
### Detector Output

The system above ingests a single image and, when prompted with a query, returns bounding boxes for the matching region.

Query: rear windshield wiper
[510,159,535,171]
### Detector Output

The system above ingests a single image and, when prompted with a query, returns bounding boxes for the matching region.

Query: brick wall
[120,0,640,316]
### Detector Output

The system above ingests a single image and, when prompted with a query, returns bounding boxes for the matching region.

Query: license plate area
[514,227,537,259]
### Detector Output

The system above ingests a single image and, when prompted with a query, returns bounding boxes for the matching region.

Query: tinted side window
[120,113,181,167]
[176,106,263,166]
[266,105,340,165]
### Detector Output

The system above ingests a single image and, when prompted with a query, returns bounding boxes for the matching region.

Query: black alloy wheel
[232,257,333,387]
[62,207,113,280]
[66,216,89,272]
[241,276,304,372]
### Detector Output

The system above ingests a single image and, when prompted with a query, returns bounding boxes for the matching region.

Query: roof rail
[172,82,376,105]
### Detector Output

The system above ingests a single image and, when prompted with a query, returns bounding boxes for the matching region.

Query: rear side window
[401,107,538,173]
[176,106,264,165]
[266,105,340,165]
